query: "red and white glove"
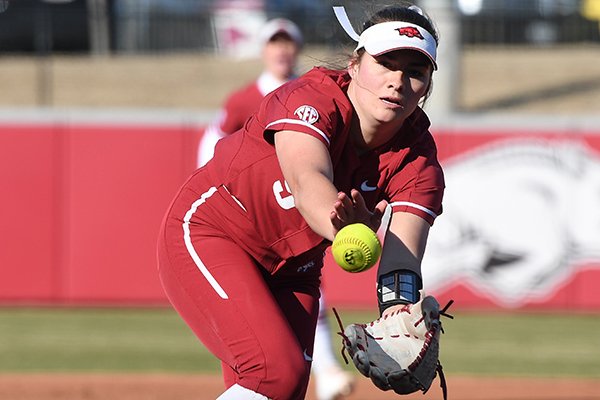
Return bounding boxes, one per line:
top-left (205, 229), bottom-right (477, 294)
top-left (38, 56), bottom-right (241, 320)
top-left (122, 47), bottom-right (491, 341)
top-left (338, 293), bottom-right (452, 399)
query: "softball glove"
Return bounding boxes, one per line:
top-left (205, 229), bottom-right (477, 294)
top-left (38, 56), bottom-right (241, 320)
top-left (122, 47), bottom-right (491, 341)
top-left (336, 293), bottom-right (452, 399)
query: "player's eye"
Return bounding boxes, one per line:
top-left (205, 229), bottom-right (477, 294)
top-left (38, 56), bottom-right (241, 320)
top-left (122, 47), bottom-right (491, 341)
top-left (377, 59), bottom-right (393, 69)
top-left (407, 68), bottom-right (426, 78)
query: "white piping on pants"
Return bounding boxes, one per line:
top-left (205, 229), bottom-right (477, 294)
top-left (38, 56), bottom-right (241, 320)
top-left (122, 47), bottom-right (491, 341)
top-left (182, 186), bottom-right (229, 299)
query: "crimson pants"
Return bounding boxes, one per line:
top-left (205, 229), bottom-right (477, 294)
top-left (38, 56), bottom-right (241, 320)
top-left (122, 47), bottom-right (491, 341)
top-left (158, 220), bottom-right (322, 399)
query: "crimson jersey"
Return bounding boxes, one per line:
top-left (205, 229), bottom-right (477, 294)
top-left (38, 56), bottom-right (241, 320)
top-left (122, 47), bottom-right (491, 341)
top-left (175, 67), bottom-right (444, 273)
top-left (217, 82), bottom-right (263, 135)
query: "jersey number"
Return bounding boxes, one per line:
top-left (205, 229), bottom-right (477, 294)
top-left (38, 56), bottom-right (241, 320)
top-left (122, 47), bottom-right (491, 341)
top-left (273, 180), bottom-right (295, 210)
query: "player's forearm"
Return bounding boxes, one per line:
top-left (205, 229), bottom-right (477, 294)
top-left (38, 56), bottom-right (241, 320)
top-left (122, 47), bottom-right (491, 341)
top-left (379, 213), bottom-right (429, 274)
top-left (377, 213), bottom-right (430, 313)
top-left (274, 130), bottom-right (339, 240)
top-left (292, 172), bottom-right (339, 242)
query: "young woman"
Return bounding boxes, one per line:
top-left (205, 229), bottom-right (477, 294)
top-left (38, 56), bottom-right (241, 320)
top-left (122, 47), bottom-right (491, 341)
top-left (157, 2), bottom-right (444, 399)
top-left (197, 18), bottom-right (303, 167)
top-left (197, 17), bottom-right (354, 400)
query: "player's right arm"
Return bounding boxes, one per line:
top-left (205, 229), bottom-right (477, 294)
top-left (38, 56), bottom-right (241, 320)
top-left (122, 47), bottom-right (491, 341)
top-left (275, 129), bottom-right (387, 242)
top-left (274, 129), bottom-right (340, 242)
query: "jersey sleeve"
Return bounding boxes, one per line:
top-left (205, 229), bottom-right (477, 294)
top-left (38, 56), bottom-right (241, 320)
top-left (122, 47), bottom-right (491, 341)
top-left (260, 79), bottom-right (343, 148)
top-left (387, 146), bottom-right (445, 226)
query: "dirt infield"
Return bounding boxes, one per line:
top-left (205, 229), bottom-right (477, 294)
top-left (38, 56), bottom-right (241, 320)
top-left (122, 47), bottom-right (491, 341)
top-left (0, 373), bottom-right (599, 400)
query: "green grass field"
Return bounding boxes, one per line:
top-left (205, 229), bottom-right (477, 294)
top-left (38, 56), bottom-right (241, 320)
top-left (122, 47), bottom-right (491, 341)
top-left (1, 307), bottom-right (599, 378)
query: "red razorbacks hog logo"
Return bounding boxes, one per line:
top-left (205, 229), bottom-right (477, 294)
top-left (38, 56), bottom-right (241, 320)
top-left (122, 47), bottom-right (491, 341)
top-left (396, 27), bottom-right (424, 40)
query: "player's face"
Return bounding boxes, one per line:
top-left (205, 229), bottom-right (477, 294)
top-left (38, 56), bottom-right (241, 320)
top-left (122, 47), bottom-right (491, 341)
top-left (263, 36), bottom-right (300, 80)
top-left (349, 50), bottom-right (432, 126)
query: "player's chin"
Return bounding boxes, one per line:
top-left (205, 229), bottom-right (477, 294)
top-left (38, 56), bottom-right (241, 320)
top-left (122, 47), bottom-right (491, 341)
top-left (374, 110), bottom-right (407, 125)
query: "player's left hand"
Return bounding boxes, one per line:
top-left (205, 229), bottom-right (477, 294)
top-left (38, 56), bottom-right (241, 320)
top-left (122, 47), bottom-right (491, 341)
top-left (330, 189), bottom-right (388, 234)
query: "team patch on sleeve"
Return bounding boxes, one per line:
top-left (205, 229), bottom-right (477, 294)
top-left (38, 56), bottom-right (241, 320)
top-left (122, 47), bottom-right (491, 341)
top-left (294, 105), bottom-right (319, 124)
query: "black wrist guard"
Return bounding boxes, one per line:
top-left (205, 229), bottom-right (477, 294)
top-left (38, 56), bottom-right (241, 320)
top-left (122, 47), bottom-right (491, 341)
top-left (377, 270), bottom-right (422, 315)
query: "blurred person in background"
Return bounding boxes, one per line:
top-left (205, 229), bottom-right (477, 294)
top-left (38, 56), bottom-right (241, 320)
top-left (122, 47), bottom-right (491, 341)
top-left (197, 18), bottom-right (300, 165)
top-left (197, 17), bottom-right (355, 400)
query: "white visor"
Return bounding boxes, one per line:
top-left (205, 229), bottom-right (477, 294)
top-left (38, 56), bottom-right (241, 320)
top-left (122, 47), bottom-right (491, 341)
top-left (333, 6), bottom-right (437, 70)
top-left (356, 21), bottom-right (437, 70)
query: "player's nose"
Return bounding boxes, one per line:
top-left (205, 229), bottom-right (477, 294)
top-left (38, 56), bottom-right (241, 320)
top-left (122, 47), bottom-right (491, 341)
top-left (387, 70), bottom-right (405, 91)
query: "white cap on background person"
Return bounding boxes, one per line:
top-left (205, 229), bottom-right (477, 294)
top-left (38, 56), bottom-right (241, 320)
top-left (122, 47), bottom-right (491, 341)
top-left (259, 18), bottom-right (304, 47)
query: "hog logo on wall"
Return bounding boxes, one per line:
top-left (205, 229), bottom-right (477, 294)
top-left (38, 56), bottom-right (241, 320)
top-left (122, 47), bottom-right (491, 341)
top-left (422, 138), bottom-right (600, 307)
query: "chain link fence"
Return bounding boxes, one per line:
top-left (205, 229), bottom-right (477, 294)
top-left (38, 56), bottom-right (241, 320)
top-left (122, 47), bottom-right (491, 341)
top-left (0, 0), bottom-right (598, 54)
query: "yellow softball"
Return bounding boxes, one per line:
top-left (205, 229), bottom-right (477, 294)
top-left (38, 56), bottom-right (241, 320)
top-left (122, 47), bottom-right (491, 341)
top-left (332, 223), bottom-right (382, 273)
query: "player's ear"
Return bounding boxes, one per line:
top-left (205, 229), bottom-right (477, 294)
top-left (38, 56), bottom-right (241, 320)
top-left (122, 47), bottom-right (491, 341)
top-left (348, 60), bottom-right (358, 79)
top-left (348, 51), bottom-right (363, 79)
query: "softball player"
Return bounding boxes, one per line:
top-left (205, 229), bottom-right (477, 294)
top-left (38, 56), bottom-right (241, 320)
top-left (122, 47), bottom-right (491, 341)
top-left (197, 18), bottom-right (303, 166)
top-left (158, 3), bottom-right (444, 399)
top-left (197, 18), bottom-right (354, 400)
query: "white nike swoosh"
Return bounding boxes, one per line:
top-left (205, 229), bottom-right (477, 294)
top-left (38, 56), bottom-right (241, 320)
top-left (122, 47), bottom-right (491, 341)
top-left (303, 349), bottom-right (313, 362)
top-left (360, 180), bottom-right (378, 192)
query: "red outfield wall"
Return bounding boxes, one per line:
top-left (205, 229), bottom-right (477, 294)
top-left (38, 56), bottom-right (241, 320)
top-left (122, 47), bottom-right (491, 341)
top-left (1, 118), bottom-right (599, 310)
top-left (0, 122), bottom-right (199, 304)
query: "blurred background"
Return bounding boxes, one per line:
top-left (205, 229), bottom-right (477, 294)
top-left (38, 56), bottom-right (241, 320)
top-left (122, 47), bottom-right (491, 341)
top-left (0, 0), bottom-right (600, 310)
top-left (1, 0), bottom-right (598, 309)
top-left (0, 0), bottom-right (599, 112)
top-left (0, 1), bottom-right (600, 398)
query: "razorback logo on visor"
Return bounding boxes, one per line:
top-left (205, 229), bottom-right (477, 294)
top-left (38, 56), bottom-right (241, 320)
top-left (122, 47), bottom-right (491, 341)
top-left (396, 27), bottom-right (424, 40)
top-left (294, 105), bottom-right (319, 125)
